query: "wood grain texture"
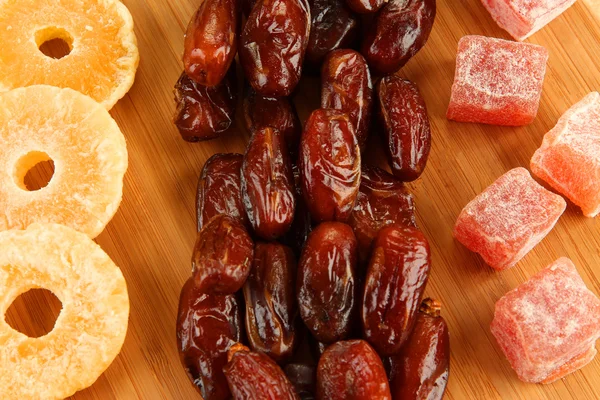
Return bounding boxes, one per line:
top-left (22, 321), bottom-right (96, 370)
top-left (4, 0), bottom-right (600, 398)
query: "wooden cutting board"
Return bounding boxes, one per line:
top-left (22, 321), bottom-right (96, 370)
top-left (6, 0), bottom-right (600, 398)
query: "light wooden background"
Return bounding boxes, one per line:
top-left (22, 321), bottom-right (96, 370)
top-left (5, 0), bottom-right (600, 398)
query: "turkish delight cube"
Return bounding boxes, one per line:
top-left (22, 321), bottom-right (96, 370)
top-left (453, 168), bottom-right (566, 270)
top-left (491, 258), bottom-right (600, 383)
top-left (531, 92), bottom-right (600, 217)
top-left (481, 0), bottom-right (577, 41)
top-left (447, 35), bottom-right (548, 126)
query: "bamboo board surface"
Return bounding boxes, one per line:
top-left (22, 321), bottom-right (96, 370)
top-left (5, 0), bottom-right (600, 398)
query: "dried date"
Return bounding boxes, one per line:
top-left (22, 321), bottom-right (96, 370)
top-left (243, 242), bottom-right (299, 362)
top-left (241, 127), bottom-right (296, 239)
top-left (177, 277), bottom-right (242, 400)
top-left (284, 363), bottom-right (317, 399)
top-left (173, 66), bottom-right (237, 142)
top-left (389, 298), bottom-right (450, 400)
top-left (240, 0), bottom-right (311, 97)
top-left (361, 224), bottom-right (430, 356)
top-left (297, 222), bottom-right (358, 343)
top-left (196, 153), bottom-right (248, 231)
top-left (243, 86), bottom-right (302, 158)
top-left (192, 214), bottom-right (254, 294)
top-left (224, 343), bottom-right (300, 399)
top-left (361, 0), bottom-right (436, 75)
top-left (305, 0), bottom-right (359, 69)
top-left (183, 0), bottom-right (240, 86)
top-left (316, 340), bottom-right (391, 400)
top-left (299, 109), bottom-right (361, 223)
top-left (378, 76), bottom-right (431, 181)
top-left (348, 165), bottom-right (416, 263)
top-left (321, 49), bottom-right (373, 151)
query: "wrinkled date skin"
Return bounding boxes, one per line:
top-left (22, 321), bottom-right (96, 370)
top-left (361, 224), bottom-right (430, 356)
top-left (183, 0), bottom-right (240, 86)
top-left (243, 86), bottom-right (302, 158)
top-left (284, 363), bottom-right (317, 399)
top-left (196, 153), bottom-right (248, 231)
top-left (300, 109), bottom-right (361, 223)
top-left (378, 76), bottom-right (431, 181)
top-left (242, 127), bottom-right (296, 239)
top-left (345, 0), bottom-right (386, 13)
top-left (390, 298), bottom-right (450, 400)
top-left (240, 0), bottom-right (311, 97)
top-left (192, 214), bottom-right (254, 294)
top-left (173, 66), bottom-right (237, 142)
top-left (321, 49), bottom-right (373, 151)
top-left (316, 340), bottom-right (391, 400)
top-left (305, 0), bottom-right (359, 69)
top-left (224, 344), bottom-right (300, 399)
top-left (176, 277), bottom-right (243, 400)
top-left (348, 165), bottom-right (417, 263)
top-left (297, 222), bottom-right (358, 343)
top-left (243, 242), bottom-right (299, 362)
top-left (282, 164), bottom-right (313, 256)
top-left (361, 0), bottom-right (436, 75)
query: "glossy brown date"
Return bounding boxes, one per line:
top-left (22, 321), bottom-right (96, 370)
top-left (297, 222), bottom-right (358, 343)
top-left (177, 277), bottom-right (242, 400)
top-left (192, 214), bottom-right (254, 294)
top-left (390, 298), bottom-right (450, 400)
top-left (378, 76), bottom-right (431, 181)
top-left (361, 0), bottom-right (436, 75)
top-left (281, 163), bottom-right (313, 256)
top-left (242, 127), bottom-right (296, 239)
top-left (284, 363), bottom-right (317, 399)
top-left (240, 0), bottom-right (311, 97)
top-left (243, 86), bottom-right (302, 158)
top-left (299, 109), bottom-right (361, 223)
top-left (183, 0), bottom-right (240, 86)
top-left (321, 49), bottom-right (373, 151)
top-left (316, 340), bottom-right (391, 400)
top-left (345, 0), bottom-right (386, 13)
top-left (243, 242), bottom-right (298, 362)
top-left (173, 66), bottom-right (237, 142)
top-left (361, 224), bottom-right (430, 356)
top-left (348, 165), bottom-right (416, 263)
top-left (305, 0), bottom-right (359, 69)
top-left (196, 153), bottom-right (248, 231)
top-left (224, 343), bottom-right (300, 399)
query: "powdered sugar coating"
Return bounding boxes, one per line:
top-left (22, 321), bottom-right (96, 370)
top-left (491, 258), bottom-right (600, 383)
top-left (531, 92), bottom-right (600, 217)
top-left (447, 35), bottom-right (548, 126)
top-left (453, 168), bottom-right (566, 270)
top-left (481, 0), bottom-right (576, 41)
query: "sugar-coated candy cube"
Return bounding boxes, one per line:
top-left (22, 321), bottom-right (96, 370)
top-left (481, 0), bottom-right (577, 41)
top-left (454, 168), bottom-right (566, 270)
top-left (447, 35), bottom-right (548, 126)
top-left (531, 92), bottom-right (600, 217)
top-left (491, 258), bottom-right (600, 383)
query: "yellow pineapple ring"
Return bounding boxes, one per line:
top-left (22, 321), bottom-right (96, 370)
top-left (0, 0), bottom-right (139, 109)
top-left (0, 85), bottom-right (128, 238)
top-left (0, 223), bottom-right (129, 400)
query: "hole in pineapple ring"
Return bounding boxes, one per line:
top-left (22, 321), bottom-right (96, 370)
top-left (4, 288), bottom-right (63, 338)
top-left (14, 151), bottom-right (55, 191)
top-left (35, 27), bottom-right (73, 59)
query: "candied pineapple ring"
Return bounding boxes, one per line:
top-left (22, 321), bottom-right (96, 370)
top-left (0, 0), bottom-right (139, 109)
top-left (0, 223), bottom-right (129, 400)
top-left (0, 85), bottom-right (128, 238)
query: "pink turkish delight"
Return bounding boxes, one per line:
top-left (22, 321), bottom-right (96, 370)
top-left (447, 35), bottom-right (548, 126)
top-left (531, 92), bottom-right (600, 217)
top-left (454, 168), bottom-right (566, 270)
top-left (491, 258), bottom-right (600, 383)
top-left (481, 0), bottom-right (577, 41)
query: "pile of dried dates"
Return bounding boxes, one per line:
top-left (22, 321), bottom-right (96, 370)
top-left (174, 0), bottom-right (449, 398)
